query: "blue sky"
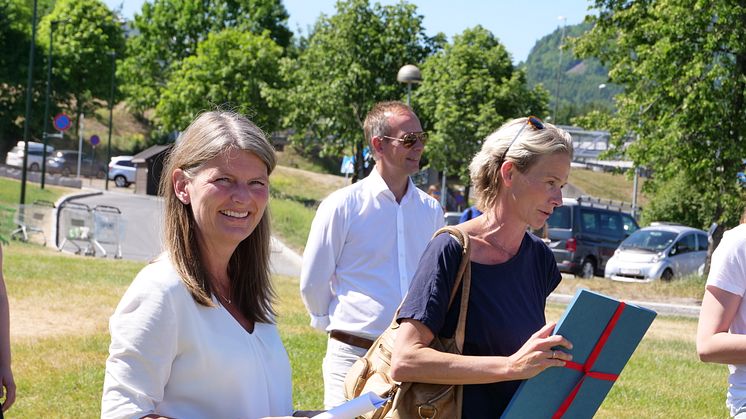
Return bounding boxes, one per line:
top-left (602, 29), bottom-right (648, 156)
top-left (104, 0), bottom-right (594, 64)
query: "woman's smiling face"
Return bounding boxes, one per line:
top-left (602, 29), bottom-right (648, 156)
top-left (174, 148), bottom-right (269, 256)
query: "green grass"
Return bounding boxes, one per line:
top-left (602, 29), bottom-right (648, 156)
top-left (0, 177), bottom-right (77, 242)
top-left (0, 167), bottom-right (728, 416)
top-left (2, 242), bottom-right (729, 417)
top-left (269, 165), bottom-right (347, 253)
top-left (569, 167), bottom-right (648, 207)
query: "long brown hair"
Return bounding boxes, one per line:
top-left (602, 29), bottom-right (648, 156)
top-left (159, 110), bottom-right (278, 324)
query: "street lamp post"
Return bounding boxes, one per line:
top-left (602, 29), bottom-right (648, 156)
top-left (396, 64), bottom-right (422, 106)
top-left (20, 0), bottom-right (39, 205)
top-left (105, 51), bottom-right (116, 191)
top-left (41, 19), bottom-right (66, 189)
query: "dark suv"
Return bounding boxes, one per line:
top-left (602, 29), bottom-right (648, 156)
top-left (46, 150), bottom-right (107, 178)
top-left (547, 196), bottom-right (639, 278)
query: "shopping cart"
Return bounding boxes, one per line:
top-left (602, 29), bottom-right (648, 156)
top-left (11, 200), bottom-right (55, 245)
top-left (91, 205), bottom-right (123, 259)
top-left (57, 201), bottom-right (95, 256)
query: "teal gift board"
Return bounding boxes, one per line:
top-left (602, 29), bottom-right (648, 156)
top-left (501, 289), bottom-right (656, 419)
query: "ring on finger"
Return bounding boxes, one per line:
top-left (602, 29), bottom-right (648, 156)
top-left (551, 350), bottom-right (556, 359)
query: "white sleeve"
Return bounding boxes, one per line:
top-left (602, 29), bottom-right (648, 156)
top-left (300, 197), bottom-right (346, 332)
top-left (101, 273), bottom-right (179, 418)
top-left (707, 231), bottom-right (746, 297)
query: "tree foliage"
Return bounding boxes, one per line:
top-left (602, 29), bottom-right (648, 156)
top-left (39, 0), bottom-right (126, 137)
top-left (272, 0), bottom-right (442, 179)
top-left (0, 0), bottom-right (54, 152)
top-left (155, 28), bottom-right (283, 134)
top-left (119, 0), bottom-right (292, 115)
top-left (414, 26), bottom-right (548, 187)
top-left (574, 0), bottom-right (746, 238)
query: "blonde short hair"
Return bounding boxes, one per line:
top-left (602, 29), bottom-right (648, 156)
top-left (160, 110), bottom-right (277, 324)
top-left (363, 101), bottom-right (415, 160)
top-left (469, 117), bottom-right (573, 211)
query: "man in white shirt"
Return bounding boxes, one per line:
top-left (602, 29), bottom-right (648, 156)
top-left (300, 101), bottom-right (444, 409)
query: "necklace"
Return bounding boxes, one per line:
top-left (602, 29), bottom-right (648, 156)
top-left (492, 240), bottom-right (516, 258)
top-left (216, 289), bottom-right (232, 305)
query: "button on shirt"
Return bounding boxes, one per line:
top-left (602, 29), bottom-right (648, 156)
top-left (300, 168), bottom-right (444, 340)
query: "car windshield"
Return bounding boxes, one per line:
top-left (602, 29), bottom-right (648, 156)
top-left (620, 230), bottom-right (677, 251)
top-left (547, 206), bottom-right (571, 229)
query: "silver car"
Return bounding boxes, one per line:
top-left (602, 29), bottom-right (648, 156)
top-left (604, 224), bottom-right (708, 282)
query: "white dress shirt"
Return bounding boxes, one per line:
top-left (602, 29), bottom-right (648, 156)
top-left (102, 257), bottom-right (293, 419)
top-left (300, 168), bottom-right (444, 339)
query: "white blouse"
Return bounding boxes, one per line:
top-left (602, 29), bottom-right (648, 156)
top-left (102, 257), bottom-right (293, 419)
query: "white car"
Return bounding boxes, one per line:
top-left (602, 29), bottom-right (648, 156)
top-left (604, 224), bottom-right (708, 282)
top-left (5, 141), bottom-right (55, 171)
top-left (108, 155), bottom-right (136, 187)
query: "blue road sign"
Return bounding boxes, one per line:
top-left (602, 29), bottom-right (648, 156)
top-left (53, 113), bottom-right (71, 131)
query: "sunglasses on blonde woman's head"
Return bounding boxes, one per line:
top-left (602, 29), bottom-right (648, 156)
top-left (381, 131), bottom-right (429, 149)
top-left (500, 116), bottom-right (545, 162)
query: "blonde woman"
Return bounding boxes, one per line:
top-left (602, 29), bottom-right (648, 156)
top-left (391, 116), bottom-right (575, 416)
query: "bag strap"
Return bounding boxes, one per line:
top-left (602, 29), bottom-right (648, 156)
top-left (431, 226), bottom-right (471, 353)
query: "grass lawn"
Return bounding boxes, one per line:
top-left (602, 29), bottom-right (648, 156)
top-left (0, 241), bottom-right (728, 417)
top-left (0, 169), bottom-right (728, 417)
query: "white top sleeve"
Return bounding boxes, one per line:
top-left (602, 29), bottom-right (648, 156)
top-left (300, 196), bottom-right (346, 331)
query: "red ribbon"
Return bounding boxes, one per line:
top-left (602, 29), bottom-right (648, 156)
top-left (552, 302), bottom-right (626, 419)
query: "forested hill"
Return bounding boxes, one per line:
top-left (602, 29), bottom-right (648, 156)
top-left (522, 21), bottom-right (621, 123)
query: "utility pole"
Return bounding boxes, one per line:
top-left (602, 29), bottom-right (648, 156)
top-left (41, 20), bottom-right (66, 189)
top-left (20, 0), bottom-right (39, 205)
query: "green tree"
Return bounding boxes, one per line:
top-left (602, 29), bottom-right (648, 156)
top-left (39, 0), bottom-right (125, 138)
top-left (273, 0), bottom-right (441, 180)
top-left (119, 0), bottom-right (292, 115)
top-left (0, 0), bottom-right (55, 152)
top-left (414, 26), bottom-right (548, 193)
top-left (574, 0), bottom-right (746, 259)
top-left (155, 28), bottom-right (283, 134)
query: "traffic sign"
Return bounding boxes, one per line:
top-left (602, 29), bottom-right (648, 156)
top-left (43, 132), bottom-right (63, 140)
top-left (90, 134), bottom-right (100, 146)
top-left (53, 113), bottom-right (71, 131)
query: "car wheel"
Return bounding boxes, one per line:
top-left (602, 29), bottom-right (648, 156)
top-left (114, 175), bottom-right (128, 188)
top-left (661, 269), bottom-right (674, 282)
top-left (29, 162), bottom-right (40, 171)
top-left (579, 258), bottom-right (596, 279)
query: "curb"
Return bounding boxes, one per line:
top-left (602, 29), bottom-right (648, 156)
top-left (548, 293), bottom-right (701, 318)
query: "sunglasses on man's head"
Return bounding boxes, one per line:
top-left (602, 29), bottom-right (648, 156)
top-left (500, 116), bottom-right (545, 162)
top-left (381, 131), bottom-right (429, 149)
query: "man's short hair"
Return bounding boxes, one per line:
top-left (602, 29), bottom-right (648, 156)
top-left (363, 101), bottom-right (414, 142)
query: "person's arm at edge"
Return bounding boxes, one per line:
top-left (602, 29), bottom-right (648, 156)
top-left (390, 319), bottom-right (572, 385)
top-left (299, 198), bottom-right (344, 332)
top-left (0, 245), bottom-right (14, 412)
top-left (696, 285), bottom-right (746, 364)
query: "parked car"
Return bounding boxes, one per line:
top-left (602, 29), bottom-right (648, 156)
top-left (547, 196), bottom-right (639, 278)
top-left (604, 224), bottom-right (708, 282)
top-left (46, 150), bottom-right (107, 178)
top-left (108, 155), bottom-right (135, 187)
top-left (444, 211), bottom-right (463, 226)
top-left (4, 141), bottom-right (55, 171)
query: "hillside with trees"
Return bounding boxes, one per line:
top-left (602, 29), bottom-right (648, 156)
top-left (523, 21), bottom-right (621, 124)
